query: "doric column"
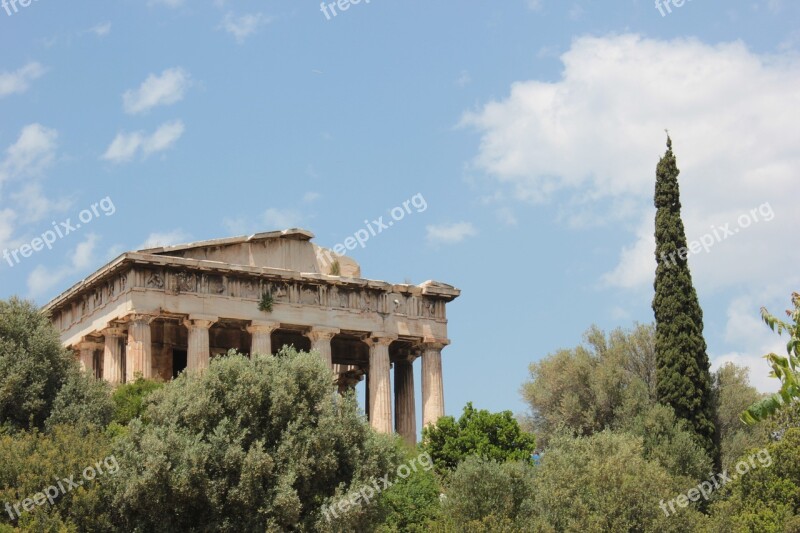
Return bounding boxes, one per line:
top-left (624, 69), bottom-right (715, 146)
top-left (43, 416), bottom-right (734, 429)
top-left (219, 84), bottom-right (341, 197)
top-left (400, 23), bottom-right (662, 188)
top-left (367, 333), bottom-right (396, 434)
top-left (184, 315), bottom-right (217, 373)
top-left (126, 315), bottom-right (154, 381)
top-left (76, 340), bottom-right (102, 375)
top-left (394, 356), bottom-right (417, 446)
top-left (308, 326), bottom-right (339, 369)
top-left (102, 327), bottom-right (126, 385)
top-left (247, 320), bottom-right (280, 356)
top-left (421, 339), bottom-right (449, 427)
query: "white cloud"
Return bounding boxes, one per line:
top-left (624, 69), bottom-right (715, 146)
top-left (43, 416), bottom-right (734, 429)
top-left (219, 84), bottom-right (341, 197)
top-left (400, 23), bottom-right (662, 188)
top-left (142, 120), bottom-right (185, 155)
top-left (0, 63), bottom-right (45, 99)
top-left (220, 12), bottom-right (270, 44)
top-left (137, 229), bottom-right (190, 250)
top-left (426, 222), bottom-right (477, 245)
top-left (11, 183), bottom-right (71, 224)
top-left (0, 124), bottom-right (58, 184)
top-left (462, 34), bottom-right (800, 292)
top-left (102, 120), bottom-right (185, 163)
top-left (122, 67), bottom-right (191, 114)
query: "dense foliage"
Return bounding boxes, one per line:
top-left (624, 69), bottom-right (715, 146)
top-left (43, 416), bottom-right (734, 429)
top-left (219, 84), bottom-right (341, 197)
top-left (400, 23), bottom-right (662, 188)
top-left (104, 348), bottom-right (401, 532)
top-left (521, 323), bottom-right (656, 444)
top-left (652, 136), bottom-right (717, 461)
top-left (421, 402), bottom-right (535, 477)
top-left (0, 283), bottom-right (794, 532)
top-left (0, 298), bottom-right (76, 432)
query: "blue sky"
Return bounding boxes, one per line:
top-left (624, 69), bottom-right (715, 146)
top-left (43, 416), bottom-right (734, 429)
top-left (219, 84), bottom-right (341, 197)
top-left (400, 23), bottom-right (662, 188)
top-left (1, 0), bottom-right (799, 420)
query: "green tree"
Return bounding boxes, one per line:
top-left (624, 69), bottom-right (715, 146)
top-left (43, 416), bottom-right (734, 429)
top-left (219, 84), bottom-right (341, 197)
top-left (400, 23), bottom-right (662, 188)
top-left (526, 431), bottom-right (706, 532)
top-left (652, 136), bottom-right (717, 461)
top-left (743, 292), bottom-right (800, 425)
top-left (376, 447), bottom-right (443, 533)
top-left (104, 348), bottom-right (401, 532)
top-left (0, 298), bottom-right (75, 432)
top-left (521, 324), bottom-right (656, 445)
top-left (619, 402), bottom-right (712, 482)
top-left (714, 363), bottom-right (766, 471)
top-left (421, 403), bottom-right (535, 476)
top-left (45, 366), bottom-right (114, 432)
top-left (110, 376), bottom-right (164, 425)
top-left (704, 428), bottom-right (800, 533)
top-left (0, 425), bottom-right (114, 531)
top-left (442, 456), bottom-right (535, 533)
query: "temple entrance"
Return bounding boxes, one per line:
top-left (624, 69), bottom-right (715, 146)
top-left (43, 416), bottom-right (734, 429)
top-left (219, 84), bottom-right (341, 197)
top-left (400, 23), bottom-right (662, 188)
top-left (172, 349), bottom-right (187, 378)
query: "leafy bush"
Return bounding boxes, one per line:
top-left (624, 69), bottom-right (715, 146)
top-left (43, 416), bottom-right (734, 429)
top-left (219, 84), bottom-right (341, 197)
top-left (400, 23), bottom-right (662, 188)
top-left (0, 298), bottom-right (75, 432)
top-left (421, 402), bottom-right (535, 477)
top-left (442, 456), bottom-right (535, 532)
top-left (0, 425), bottom-right (114, 531)
top-left (376, 447), bottom-right (443, 532)
top-left (110, 376), bottom-right (163, 425)
top-left (705, 428), bottom-right (800, 532)
top-left (104, 348), bottom-right (402, 532)
top-left (46, 367), bottom-right (114, 432)
top-left (525, 431), bottom-right (705, 532)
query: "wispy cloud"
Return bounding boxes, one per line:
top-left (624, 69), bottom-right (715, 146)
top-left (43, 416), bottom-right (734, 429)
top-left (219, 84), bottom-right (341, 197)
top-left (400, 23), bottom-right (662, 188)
top-left (0, 63), bottom-right (46, 99)
top-left (123, 67), bottom-right (191, 114)
top-left (102, 120), bottom-right (185, 163)
top-left (137, 229), bottom-right (190, 250)
top-left (426, 222), bottom-right (477, 245)
top-left (0, 123), bottom-right (58, 186)
top-left (220, 12), bottom-right (270, 44)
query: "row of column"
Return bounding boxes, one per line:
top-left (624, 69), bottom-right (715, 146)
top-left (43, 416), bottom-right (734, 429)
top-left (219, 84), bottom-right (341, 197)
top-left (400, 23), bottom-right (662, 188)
top-left (77, 315), bottom-right (448, 442)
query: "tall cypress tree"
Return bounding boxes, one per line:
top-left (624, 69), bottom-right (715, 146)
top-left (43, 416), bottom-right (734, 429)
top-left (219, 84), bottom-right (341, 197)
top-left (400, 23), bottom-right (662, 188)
top-left (652, 135), bottom-right (717, 462)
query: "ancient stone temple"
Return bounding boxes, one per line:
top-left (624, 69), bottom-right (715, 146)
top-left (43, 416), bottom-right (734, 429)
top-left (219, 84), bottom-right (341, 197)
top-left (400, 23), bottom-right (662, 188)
top-left (43, 229), bottom-right (459, 444)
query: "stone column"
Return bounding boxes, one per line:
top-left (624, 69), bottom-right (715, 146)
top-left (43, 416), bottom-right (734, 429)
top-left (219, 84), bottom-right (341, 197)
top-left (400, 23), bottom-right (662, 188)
top-left (247, 320), bottom-right (279, 356)
top-left (126, 315), bottom-right (154, 381)
top-left (421, 339), bottom-right (449, 427)
top-left (184, 315), bottom-right (217, 373)
top-left (394, 356), bottom-right (417, 446)
top-left (308, 326), bottom-right (339, 369)
top-left (367, 334), bottom-right (396, 434)
top-left (102, 327), bottom-right (126, 385)
top-left (76, 340), bottom-right (102, 375)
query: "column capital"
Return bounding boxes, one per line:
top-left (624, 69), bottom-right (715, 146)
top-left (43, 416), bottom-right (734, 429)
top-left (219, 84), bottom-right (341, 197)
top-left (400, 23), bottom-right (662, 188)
top-left (420, 337), bottom-right (450, 351)
top-left (184, 315), bottom-right (218, 329)
top-left (247, 320), bottom-right (280, 335)
top-left (77, 339), bottom-right (104, 351)
top-left (123, 313), bottom-right (158, 324)
top-left (308, 326), bottom-right (340, 342)
top-left (368, 333), bottom-right (398, 347)
top-left (101, 326), bottom-right (126, 338)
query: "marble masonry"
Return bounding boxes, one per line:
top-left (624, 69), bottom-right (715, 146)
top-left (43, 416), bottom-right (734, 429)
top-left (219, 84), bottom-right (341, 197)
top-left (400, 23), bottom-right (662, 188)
top-left (43, 229), bottom-right (460, 444)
